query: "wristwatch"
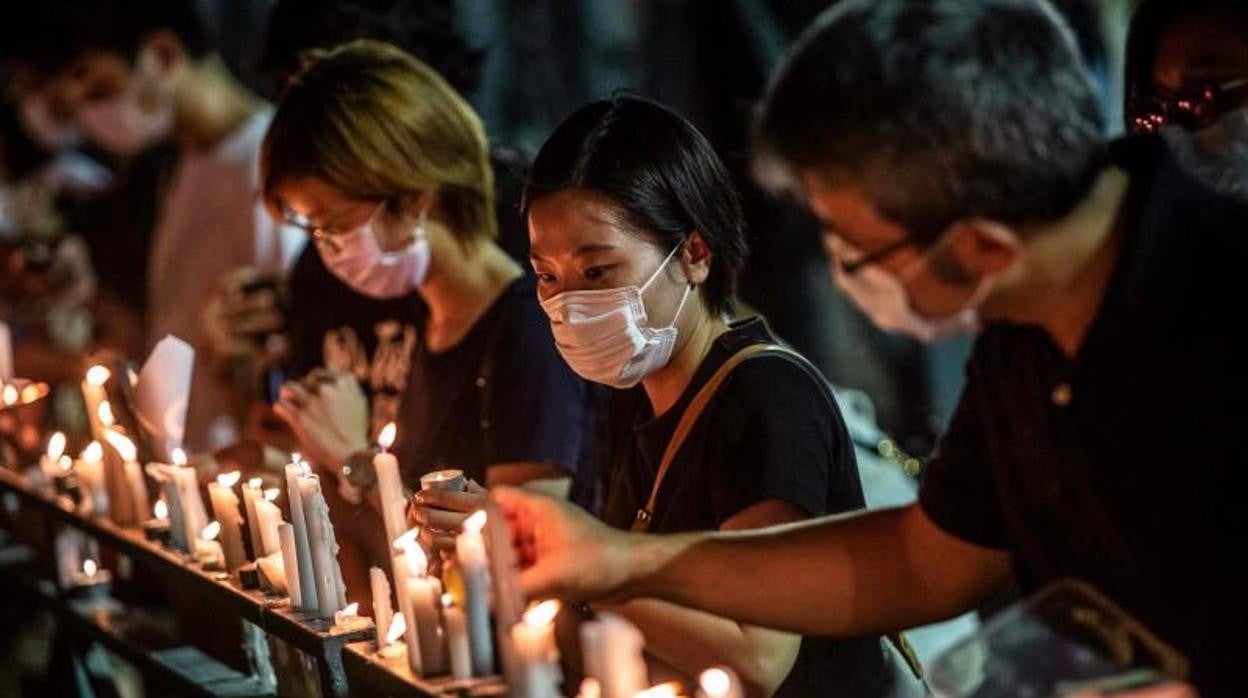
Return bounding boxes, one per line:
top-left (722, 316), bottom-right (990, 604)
top-left (341, 448), bottom-right (379, 489)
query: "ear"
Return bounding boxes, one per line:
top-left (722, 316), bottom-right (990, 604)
top-left (679, 231), bottom-right (713, 285)
top-left (948, 218), bottom-right (1021, 276)
top-left (401, 190), bottom-right (438, 218)
top-left (138, 30), bottom-right (188, 75)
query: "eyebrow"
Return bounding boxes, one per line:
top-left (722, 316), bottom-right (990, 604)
top-left (530, 242), bottom-right (619, 263)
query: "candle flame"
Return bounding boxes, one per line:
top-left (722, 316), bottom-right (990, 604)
top-left (58, 455), bottom-right (73, 472)
top-left (463, 510), bottom-right (487, 534)
top-left (264, 488), bottom-right (280, 501)
top-left (378, 422), bottom-right (397, 451)
top-left (441, 593), bottom-right (455, 608)
top-left (97, 400), bottom-right (115, 426)
top-left (202, 520), bottom-right (221, 541)
top-left (291, 452), bottom-right (302, 466)
top-left (523, 599), bottom-right (561, 628)
top-left (248, 477), bottom-right (263, 489)
top-left (342, 602), bottom-right (359, 617)
top-left (403, 535), bottom-right (428, 577)
top-left (127, 368), bottom-right (138, 387)
top-left (20, 383), bottom-right (43, 403)
top-left (392, 528), bottom-right (420, 552)
top-left (83, 559), bottom-right (98, 576)
top-left (155, 499), bottom-right (168, 520)
top-left (171, 447), bottom-right (187, 466)
top-left (2, 385), bottom-right (17, 405)
top-left (699, 668), bottom-right (733, 698)
top-left (46, 431), bottom-right (66, 460)
top-left (634, 682), bottom-right (682, 698)
top-left (103, 430), bottom-right (137, 462)
top-left (86, 365), bottom-right (111, 387)
top-left (217, 471), bottom-right (241, 488)
top-left (385, 612), bottom-right (407, 645)
top-left (579, 679), bottom-right (603, 698)
top-left (81, 441), bottom-right (103, 463)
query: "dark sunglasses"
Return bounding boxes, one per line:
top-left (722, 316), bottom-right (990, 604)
top-left (1129, 75), bottom-right (1248, 133)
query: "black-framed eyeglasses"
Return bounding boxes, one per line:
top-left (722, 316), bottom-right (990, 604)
top-left (1128, 75), bottom-right (1248, 134)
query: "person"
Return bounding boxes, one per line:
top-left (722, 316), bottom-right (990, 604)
top-left (1124, 0), bottom-right (1248, 199)
top-left (260, 40), bottom-right (590, 586)
top-left (494, 0), bottom-right (1247, 694)
top-left (523, 95), bottom-right (892, 697)
top-left (5, 0), bottom-right (306, 450)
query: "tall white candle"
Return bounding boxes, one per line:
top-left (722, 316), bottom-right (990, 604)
top-left (278, 522), bottom-right (302, 608)
top-left (171, 449), bottom-right (209, 551)
top-left (511, 600), bottom-right (562, 698)
top-left (80, 365), bottom-right (110, 442)
top-left (370, 567), bottom-right (394, 648)
top-left (0, 321), bottom-right (13, 380)
top-left (105, 431), bottom-right (150, 523)
top-left (284, 460), bottom-right (318, 612)
top-left (399, 539), bottom-right (444, 676)
top-left (40, 431), bottom-right (67, 485)
top-left (299, 474), bottom-right (343, 618)
top-left (391, 530), bottom-right (423, 675)
top-left (697, 667), bottom-right (744, 698)
top-left (443, 594), bottom-right (472, 680)
top-left (207, 472), bottom-right (248, 573)
top-left (254, 490), bottom-right (283, 556)
top-left (373, 423), bottom-right (408, 552)
top-left (241, 477), bottom-right (265, 559)
top-left (457, 510), bottom-right (493, 676)
top-left (581, 612), bottom-right (647, 698)
top-left (76, 442), bottom-right (109, 517)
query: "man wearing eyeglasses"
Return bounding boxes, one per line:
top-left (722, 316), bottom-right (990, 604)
top-left (494, 0), bottom-right (1247, 694)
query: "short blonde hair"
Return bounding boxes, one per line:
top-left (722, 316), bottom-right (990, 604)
top-left (261, 39), bottom-right (496, 243)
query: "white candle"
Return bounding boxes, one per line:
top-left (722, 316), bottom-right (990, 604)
top-left (697, 667), bottom-right (743, 698)
top-left (40, 431), bottom-right (67, 484)
top-left (278, 522), bottom-right (302, 608)
top-left (254, 490), bottom-right (283, 556)
top-left (634, 683), bottom-right (682, 698)
top-left (241, 477), bottom-right (265, 559)
top-left (80, 365), bottom-right (110, 442)
top-left (373, 423), bottom-right (408, 552)
top-left (105, 431), bottom-right (150, 522)
top-left (284, 460), bottom-right (318, 612)
top-left (511, 600), bottom-right (562, 697)
top-left (148, 465), bottom-right (187, 551)
top-left (581, 612), bottom-right (647, 698)
top-left (256, 551), bottom-right (286, 592)
top-left (171, 449), bottom-right (209, 552)
top-left (195, 521), bottom-right (226, 569)
top-left (391, 530), bottom-right (423, 676)
top-left (76, 441), bottom-right (109, 517)
top-left (299, 474), bottom-right (343, 618)
top-left (400, 539), bottom-right (444, 676)
top-left (370, 567), bottom-right (394, 648)
top-left (335, 602), bottom-right (361, 628)
top-left (207, 472), bottom-right (248, 573)
top-left (0, 321), bottom-right (13, 380)
top-left (457, 510), bottom-right (493, 676)
top-left (443, 594), bottom-right (472, 680)
top-left (380, 612), bottom-right (408, 659)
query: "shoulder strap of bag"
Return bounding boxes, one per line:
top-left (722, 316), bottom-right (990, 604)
top-left (632, 342), bottom-right (801, 532)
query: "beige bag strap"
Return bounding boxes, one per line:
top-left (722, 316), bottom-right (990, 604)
top-left (632, 343), bottom-right (799, 532)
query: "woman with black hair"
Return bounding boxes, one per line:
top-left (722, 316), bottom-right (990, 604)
top-left (525, 96), bottom-right (892, 697)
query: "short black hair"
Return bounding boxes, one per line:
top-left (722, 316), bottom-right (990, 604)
top-left (523, 96), bottom-right (748, 317)
top-left (755, 0), bottom-right (1106, 239)
top-left (4, 0), bottom-right (211, 75)
top-left (258, 0), bottom-right (482, 96)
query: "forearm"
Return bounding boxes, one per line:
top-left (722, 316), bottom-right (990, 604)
top-left (623, 504), bottom-right (1010, 636)
top-left (597, 599), bottom-right (797, 698)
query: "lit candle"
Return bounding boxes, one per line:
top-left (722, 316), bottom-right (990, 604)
top-left (582, 613), bottom-right (647, 698)
top-left (256, 550), bottom-right (287, 592)
top-left (278, 522), bottom-right (302, 607)
top-left (400, 537), bottom-right (445, 675)
top-left (207, 472), bottom-right (248, 573)
top-left (80, 365), bottom-right (110, 442)
top-left (172, 448), bottom-right (209, 553)
top-left (696, 668), bottom-right (743, 698)
top-left (2, 383), bottom-right (17, 406)
top-left (104, 431), bottom-right (150, 525)
top-left (391, 529), bottom-right (422, 675)
top-left (335, 601), bottom-right (361, 628)
top-left (241, 477), bottom-right (265, 559)
top-left (284, 457), bottom-right (319, 613)
top-left (72, 557), bottom-right (112, 588)
top-left (370, 567), bottom-right (394, 649)
top-left (75, 441), bottom-right (109, 517)
top-left (40, 431), bottom-right (67, 484)
top-left (379, 612), bottom-right (408, 659)
top-left (254, 489), bottom-right (283, 556)
top-left (195, 521), bottom-right (225, 569)
top-left (443, 594), bottom-right (472, 680)
top-left (634, 683), bottom-right (682, 698)
top-left (372, 423), bottom-right (408, 549)
top-left (299, 473), bottom-right (344, 618)
top-left (0, 321), bottom-right (12, 381)
top-left (511, 600), bottom-right (562, 697)
top-left (457, 510), bottom-right (493, 676)
top-left (143, 499), bottom-right (172, 544)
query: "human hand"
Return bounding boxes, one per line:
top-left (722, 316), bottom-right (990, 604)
top-left (409, 479), bottom-right (487, 550)
top-left (202, 268), bottom-right (287, 363)
top-left (273, 368), bottom-right (369, 472)
top-left (492, 486), bottom-right (636, 600)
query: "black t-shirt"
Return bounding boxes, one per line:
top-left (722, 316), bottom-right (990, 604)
top-left (601, 317), bottom-right (893, 697)
top-left (919, 135), bottom-right (1248, 694)
top-left (394, 274), bottom-right (591, 489)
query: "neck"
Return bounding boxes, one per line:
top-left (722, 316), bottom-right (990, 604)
top-left (173, 55), bottom-right (265, 152)
top-left (418, 232), bottom-right (523, 352)
top-left (988, 167), bottom-right (1131, 357)
top-left (642, 308), bottom-right (730, 417)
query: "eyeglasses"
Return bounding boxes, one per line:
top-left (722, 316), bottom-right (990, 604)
top-left (1128, 75), bottom-right (1248, 133)
top-left (279, 201), bottom-right (386, 250)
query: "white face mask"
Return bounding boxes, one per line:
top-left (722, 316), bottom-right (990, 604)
top-left (541, 242), bottom-right (693, 388)
top-left (828, 234), bottom-right (991, 343)
top-left (77, 49), bottom-right (175, 157)
top-left (316, 204), bottom-right (431, 299)
top-left (19, 93), bottom-right (81, 150)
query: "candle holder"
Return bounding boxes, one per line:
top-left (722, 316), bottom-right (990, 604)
top-left (142, 518), bottom-right (172, 545)
top-left (420, 469), bottom-right (466, 493)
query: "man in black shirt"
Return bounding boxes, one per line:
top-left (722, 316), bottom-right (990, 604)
top-left (494, 0), bottom-right (1246, 694)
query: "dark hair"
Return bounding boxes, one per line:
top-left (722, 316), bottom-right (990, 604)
top-left (4, 0), bottom-right (211, 75)
top-left (755, 0), bottom-right (1106, 239)
top-left (1124, 0), bottom-right (1248, 129)
top-left (523, 96), bottom-right (748, 317)
top-left (258, 0), bottom-right (482, 95)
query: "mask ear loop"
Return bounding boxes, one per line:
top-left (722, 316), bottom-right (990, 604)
top-left (639, 240), bottom-right (687, 294)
